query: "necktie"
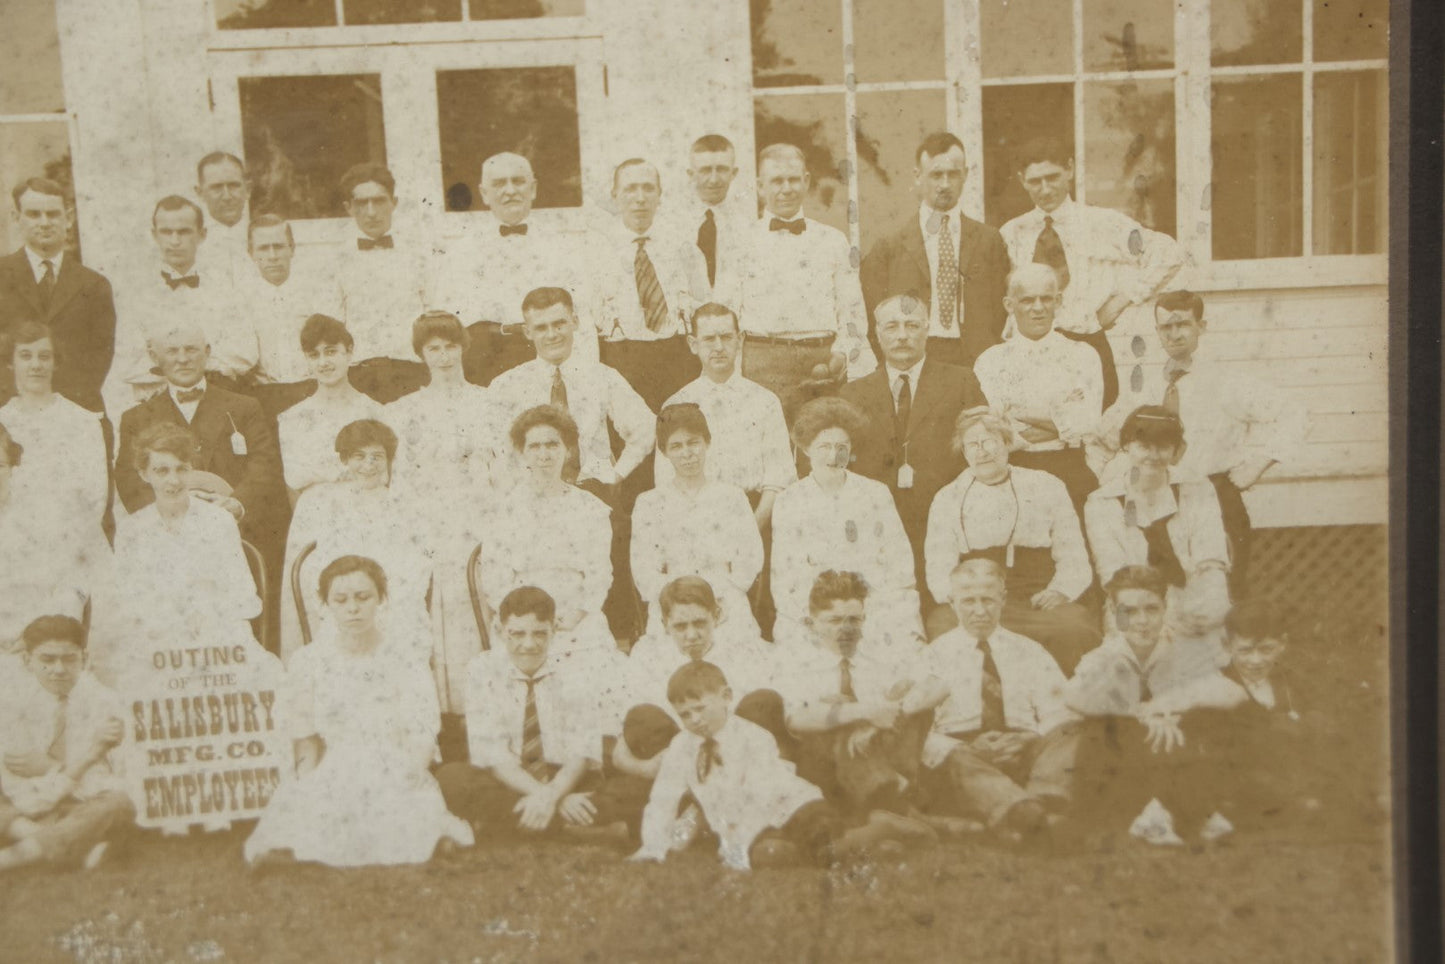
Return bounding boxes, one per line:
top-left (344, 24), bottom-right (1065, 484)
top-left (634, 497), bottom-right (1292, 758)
top-left (38, 259), bottom-right (56, 309)
top-left (839, 657), bottom-right (857, 702)
top-left (696, 736), bottom-right (722, 783)
top-left (549, 368), bottom-right (581, 480)
top-left (520, 677), bottom-right (550, 781)
top-left (979, 637), bottom-right (1006, 733)
top-left (48, 697), bottom-right (68, 764)
top-left (936, 214), bottom-right (958, 329)
top-left (357, 235), bottom-right (394, 251)
top-left (895, 372), bottom-right (912, 438)
top-left (1127, 489), bottom-right (1188, 588)
top-left (634, 237), bottom-right (671, 334)
top-left (499, 223), bottom-right (529, 237)
top-left (163, 272), bottom-right (200, 290)
top-left (769, 217), bottom-right (806, 235)
top-left (698, 209), bottom-right (718, 287)
top-left (1162, 365), bottom-right (1186, 415)
top-left (175, 386), bottom-right (204, 404)
top-left (1032, 215), bottom-right (1070, 290)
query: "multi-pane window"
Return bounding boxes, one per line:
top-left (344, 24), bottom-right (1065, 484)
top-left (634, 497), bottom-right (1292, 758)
top-left (215, 0), bottom-right (583, 29)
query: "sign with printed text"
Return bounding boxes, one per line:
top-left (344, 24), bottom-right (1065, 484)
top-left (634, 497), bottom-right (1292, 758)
top-left (124, 642), bottom-right (290, 833)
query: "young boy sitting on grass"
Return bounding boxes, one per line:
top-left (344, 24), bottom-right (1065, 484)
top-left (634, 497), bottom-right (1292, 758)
top-left (629, 661), bottom-right (933, 870)
top-left (0, 615), bottom-right (134, 873)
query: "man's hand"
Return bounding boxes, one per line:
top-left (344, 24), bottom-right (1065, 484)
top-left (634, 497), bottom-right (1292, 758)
top-left (3, 751), bottom-right (55, 779)
top-left (845, 724), bottom-right (879, 758)
top-left (1141, 713), bottom-right (1186, 754)
top-left (193, 489), bottom-right (245, 521)
top-left (1031, 589), bottom-right (1069, 611)
top-left (558, 792), bottom-right (598, 827)
top-left (97, 718), bottom-right (124, 751)
top-left (970, 730), bottom-right (1032, 766)
top-left (1096, 293), bottom-right (1131, 330)
top-left (514, 788), bottom-right (559, 832)
top-left (1228, 457), bottom-right (1275, 492)
top-left (865, 701), bottom-right (903, 731)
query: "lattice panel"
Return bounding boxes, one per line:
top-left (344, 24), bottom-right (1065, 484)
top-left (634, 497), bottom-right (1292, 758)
top-left (1249, 524), bottom-right (1388, 642)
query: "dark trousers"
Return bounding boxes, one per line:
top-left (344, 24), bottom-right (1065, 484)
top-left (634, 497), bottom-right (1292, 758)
top-left (598, 336), bottom-right (700, 413)
top-left (752, 799), bottom-right (845, 866)
top-left (1057, 328), bottom-right (1118, 409)
top-left (463, 321), bottom-right (535, 387)
top-left (740, 335), bottom-right (839, 424)
top-left (1010, 447), bottom-right (1099, 515)
top-left (435, 762), bottom-right (649, 838)
top-left (922, 724), bottom-right (1079, 826)
top-left (924, 337), bottom-right (966, 369)
top-left (1071, 714), bottom-right (1225, 834)
top-left (1208, 473), bottom-right (1252, 596)
top-left (578, 477), bottom-right (642, 644)
top-left (350, 358), bottom-right (427, 404)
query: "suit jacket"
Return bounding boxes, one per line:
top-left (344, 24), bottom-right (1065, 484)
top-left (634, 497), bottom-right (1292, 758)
top-left (115, 384), bottom-right (286, 548)
top-left (0, 249), bottom-right (116, 413)
top-left (840, 357), bottom-right (984, 577)
top-left (859, 212), bottom-right (1009, 368)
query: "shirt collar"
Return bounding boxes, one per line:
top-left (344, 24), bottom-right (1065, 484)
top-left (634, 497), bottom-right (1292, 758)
top-left (168, 377), bottom-right (208, 405)
top-left (160, 263), bottom-right (199, 281)
top-left (1033, 197), bottom-right (1076, 224)
top-left (764, 211), bottom-right (806, 225)
top-left (918, 202), bottom-right (963, 234)
top-left (24, 247), bottom-right (63, 277)
top-left (885, 357), bottom-right (926, 388)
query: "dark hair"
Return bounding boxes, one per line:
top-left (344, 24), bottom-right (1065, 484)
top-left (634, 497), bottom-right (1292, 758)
top-left (689, 302), bottom-right (739, 336)
top-left (1015, 137), bottom-right (1073, 173)
top-left (916, 131), bottom-right (966, 166)
top-left (667, 660), bottom-right (730, 706)
top-left (1119, 405), bottom-right (1186, 452)
top-left (318, 554), bottom-right (388, 602)
top-left (247, 213), bottom-right (293, 249)
top-left (656, 403), bottom-right (710, 451)
top-left (11, 177), bottom-right (66, 208)
top-left (339, 163), bottom-right (396, 200)
top-left (808, 570), bottom-right (869, 615)
top-left (509, 405), bottom-right (579, 455)
top-left (499, 585), bottom-right (557, 624)
top-left (334, 419), bottom-right (398, 464)
top-left (22, 614), bottom-right (87, 653)
top-left (133, 422), bottom-right (197, 474)
top-left (196, 151), bottom-right (246, 184)
top-left (1104, 565), bottom-right (1169, 602)
top-left (691, 134), bottom-right (735, 155)
top-left (1225, 599), bottom-right (1291, 644)
top-left (0, 423), bottom-right (22, 468)
top-left (152, 194), bottom-right (204, 230)
top-left (790, 396), bottom-right (867, 451)
top-left (412, 310), bottom-right (470, 357)
top-left (4, 321), bottom-right (58, 370)
top-left (659, 576), bottom-right (720, 620)
top-left (612, 157), bottom-right (658, 192)
top-left (300, 314), bottom-right (353, 353)
top-left (521, 286), bottom-right (575, 318)
top-left (1155, 289), bottom-right (1206, 322)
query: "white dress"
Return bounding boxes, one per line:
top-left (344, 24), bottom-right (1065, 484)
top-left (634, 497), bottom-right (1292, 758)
top-left (243, 634), bottom-right (473, 867)
top-left (0, 394), bottom-right (109, 542)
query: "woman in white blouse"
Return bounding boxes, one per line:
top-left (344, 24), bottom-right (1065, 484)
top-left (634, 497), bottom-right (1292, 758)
top-left (924, 407), bottom-right (1101, 671)
top-left (480, 405), bottom-right (617, 666)
top-left (770, 397), bottom-right (922, 649)
top-left (631, 403), bottom-right (764, 644)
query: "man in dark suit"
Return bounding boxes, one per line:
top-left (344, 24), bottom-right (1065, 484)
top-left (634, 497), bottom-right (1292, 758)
top-left (840, 294), bottom-right (985, 609)
top-left (860, 132), bottom-right (1008, 370)
top-left (0, 178), bottom-right (115, 413)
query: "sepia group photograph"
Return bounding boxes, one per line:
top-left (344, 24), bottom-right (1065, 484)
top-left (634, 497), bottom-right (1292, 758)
top-left (0, 0), bottom-right (1430, 961)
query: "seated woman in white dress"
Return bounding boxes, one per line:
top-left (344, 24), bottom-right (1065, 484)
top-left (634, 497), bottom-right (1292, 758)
top-left (280, 419), bottom-right (430, 663)
top-left (631, 403), bottom-right (763, 645)
top-left (771, 397), bottom-right (922, 650)
top-left (386, 312), bottom-right (505, 715)
top-left (0, 321), bottom-right (109, 545)
top-left (245, 555), bottom-right (473, 868)
top-left (276, 315), bottom-right (387, 504)
top-left (1084, 405), bottom-right (1231, 649)
top-left (102, 422), bottom-right (263, 685)
top-left (479, 406), bottom-right (617, 666)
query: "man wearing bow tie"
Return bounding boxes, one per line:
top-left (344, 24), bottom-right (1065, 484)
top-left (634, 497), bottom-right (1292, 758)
top-left (589, 158), bottom-right (706, 411)
top-left (734, 144), bottom-right (875, 419)
top-left (431, 151), bottom-right (598, 385)
top-left (0, 178), bottom-right (115, 414)
top-left (333, 163), bottom-right (430, 403)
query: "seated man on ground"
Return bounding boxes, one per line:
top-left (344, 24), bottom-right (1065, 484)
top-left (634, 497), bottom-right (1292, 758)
top-left (0, 615), bottom-right (134, 873)
top-left (628, 660), bottom-right (933, 870)
top-left (921, 559), bottom-right (1078, 846)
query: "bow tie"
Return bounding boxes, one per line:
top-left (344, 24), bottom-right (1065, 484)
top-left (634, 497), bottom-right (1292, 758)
top-left (163, 273), bottom-right (200, 290)
top-left (175, 387), bottom-right (204, 404)
top-left (499, 223), bottom-right (529, 237)
top-left (769, 217), bottom-right (806, 235)
top-left (357, 235), bottom-right (394, 251)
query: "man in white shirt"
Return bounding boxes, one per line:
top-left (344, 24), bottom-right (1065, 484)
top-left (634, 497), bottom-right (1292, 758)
top-left (673, 134), bottom-right (752, 303)
top-left (735, 144), bottom-right (875, 418)
top-left (921, 560), bottom-right (1077, 844)
top-left (107, 196), bottom-right (256, 416)
top-left (590, 158), bottom-right (705, 410)
top-left (973, 264), bottom-right (1104, 511)
top-left (1000, 137), bottom-right (1185, 408)
top-left (242, 214), bottom-right (337, 417)
top-left (193, 152), bottom-right (252, 288)
top-left (332, 163), bottom-right (429, 403)
top-left (432, 151), bottom-right (598, 385)
top-left (1097, 289), bottom-right (1307, 592)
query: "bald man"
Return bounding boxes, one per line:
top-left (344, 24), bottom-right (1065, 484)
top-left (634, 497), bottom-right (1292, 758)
top-left (431, 151), bottom-right (598, 385)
